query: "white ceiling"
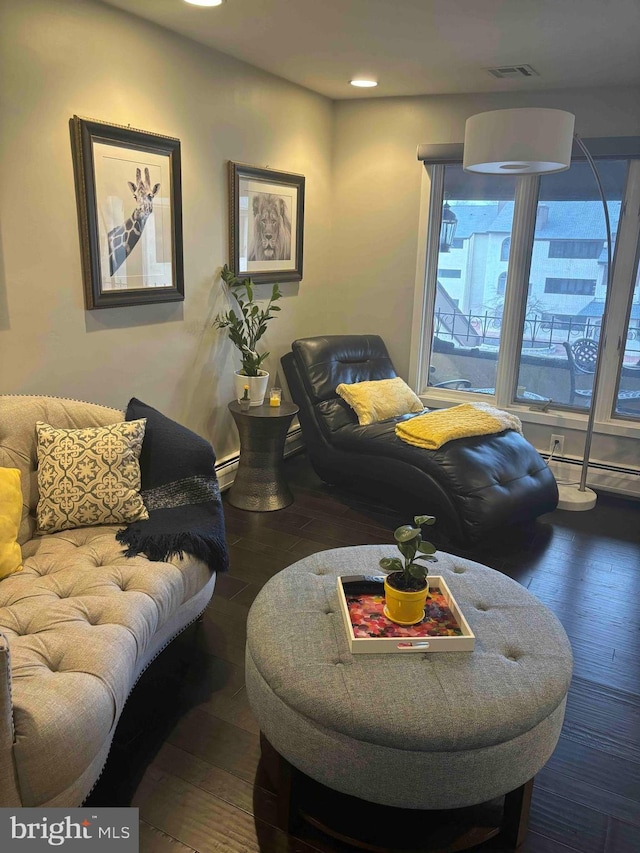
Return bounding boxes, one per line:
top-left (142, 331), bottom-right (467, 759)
top-left (101, 0), bottom-right (640, 100)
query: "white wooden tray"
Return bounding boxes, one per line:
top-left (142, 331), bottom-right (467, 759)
top-left (336, 574), bottom-right (475, 654)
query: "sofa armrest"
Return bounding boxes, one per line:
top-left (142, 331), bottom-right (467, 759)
top-left (0, 633), bottom-right (21, 805)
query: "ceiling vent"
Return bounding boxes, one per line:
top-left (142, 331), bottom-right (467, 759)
top-left (487, 64), bottom-right (539, 79)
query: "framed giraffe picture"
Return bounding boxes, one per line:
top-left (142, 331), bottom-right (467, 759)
top-left (228, 162), bottom-right (305, 285)
top-left (70, 116), bottom-right (184, 309)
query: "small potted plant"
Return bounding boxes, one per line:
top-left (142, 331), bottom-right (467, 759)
top-left (239, 385), bottom-right (251, 412)
top-left (213, 264), bottom-right (282, 406)
top-left (379, 515), bottom-right (438, 625)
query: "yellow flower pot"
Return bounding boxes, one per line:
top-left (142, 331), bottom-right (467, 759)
top-left (383, 576), bottom-right (429, 626)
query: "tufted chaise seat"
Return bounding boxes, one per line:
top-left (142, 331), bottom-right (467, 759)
top-left (0, 396), bottom-right (216, 807)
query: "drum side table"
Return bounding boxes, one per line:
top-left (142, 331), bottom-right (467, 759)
top-left (227, 400), bottom-right (299, 511)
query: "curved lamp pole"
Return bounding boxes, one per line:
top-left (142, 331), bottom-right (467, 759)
top-left (571, 134), bottom-right (613, 496)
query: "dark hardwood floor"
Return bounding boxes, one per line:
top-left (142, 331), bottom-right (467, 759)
top-left (87, 452), bottom-right (640, 853)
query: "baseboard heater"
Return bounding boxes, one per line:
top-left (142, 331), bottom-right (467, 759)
top-left (217, 432), bottom-right (638, 499)
top-left (543, 453), bottom-right (640, 499)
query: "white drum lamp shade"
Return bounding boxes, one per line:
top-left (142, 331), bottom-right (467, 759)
top-left (463, 109), bottom-right (575, 175)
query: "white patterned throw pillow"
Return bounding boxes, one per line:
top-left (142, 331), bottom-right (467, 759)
top-left (35, 419), bottom-right (149, 534)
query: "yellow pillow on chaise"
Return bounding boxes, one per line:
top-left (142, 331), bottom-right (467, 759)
top-left (336, 377), bottom-right (424, 426)
top-left (0, 467), bottom-right (23, 579)
top-left (35, 419), bottom-right (149, 534)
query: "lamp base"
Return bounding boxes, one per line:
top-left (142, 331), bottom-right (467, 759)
top-left (556, 483), bottom-right (597, 512)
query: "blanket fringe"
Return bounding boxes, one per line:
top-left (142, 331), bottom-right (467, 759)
top-left (116, 528), bottom-right (229, 573)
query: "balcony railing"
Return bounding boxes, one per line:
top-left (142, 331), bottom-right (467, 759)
top-left (434, 310), bottom-right (615, 349)
top-left (431, 309), bottom-right (640, 409)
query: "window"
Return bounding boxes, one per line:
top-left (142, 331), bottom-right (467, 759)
top-left (416, 152), bottom-right (640, 428)
top-left (451, 237), bottom-right (464, 249)
top-left (615, 254), bottom-right (640, 417)
top-left (548, 240), bottom-right (603, 259)
top-left (427, 165), bottom-right (517, 394)
top-left (544, 278), bottom-right (596, 296)
top-left (515, 159), bottom-right (626, 408)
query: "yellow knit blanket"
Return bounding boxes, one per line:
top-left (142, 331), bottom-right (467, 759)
top-left (395, 402), bottom-right (523, 450)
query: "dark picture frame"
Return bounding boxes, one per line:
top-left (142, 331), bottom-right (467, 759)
top-left (229, 162), bottom-right (305, 284)
top-left (70, 116), bottom-right (184, 309)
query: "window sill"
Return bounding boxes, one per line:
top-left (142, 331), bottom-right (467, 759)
top-left (419, 391), bottom-right (640, 438)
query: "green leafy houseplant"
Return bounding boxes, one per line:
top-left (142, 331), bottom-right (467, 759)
top-left (379, 515), bottom-right (438, 592)
top-left (213, 264), bottom-right (282, 376)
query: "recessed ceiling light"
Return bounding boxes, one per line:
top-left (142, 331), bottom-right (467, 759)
top-left (184, 0), bottom-right (224, 7)
top-left (350, 79), bottom-right (378, 88)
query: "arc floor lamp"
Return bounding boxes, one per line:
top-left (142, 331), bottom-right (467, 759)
top-left (463, 108), bottom-right (613, 511)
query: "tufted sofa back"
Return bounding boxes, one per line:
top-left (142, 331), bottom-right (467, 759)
top-left (0, 395), bottom-right (217, 808)
top-left (0, 396), bottom-right (124, 545)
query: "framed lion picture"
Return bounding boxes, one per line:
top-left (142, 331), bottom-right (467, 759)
top-left (228, 162), bottom-right (305, 284)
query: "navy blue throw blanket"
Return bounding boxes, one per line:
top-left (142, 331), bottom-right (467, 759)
top-left (116, 398), bottom-right (229, 574)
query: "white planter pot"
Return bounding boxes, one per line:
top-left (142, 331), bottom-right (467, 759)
top-left (234, 370), bottom-right (269, 406)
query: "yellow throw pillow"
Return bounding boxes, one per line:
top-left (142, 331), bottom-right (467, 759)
top-left (336, 377), bottom-right (424, 426)
top-left (35, 419), bottom-right (149, 534)
top-left (0, 467), bottom-right (23, 579)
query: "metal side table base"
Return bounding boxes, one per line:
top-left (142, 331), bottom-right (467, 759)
top-left (227, 401), bottom-right (299, 512)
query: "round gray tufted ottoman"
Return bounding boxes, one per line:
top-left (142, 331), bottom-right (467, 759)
top-left (246, 545), bottom-right (573, 850)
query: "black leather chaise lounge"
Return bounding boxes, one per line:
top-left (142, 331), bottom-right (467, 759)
top-left (281, 335), bottom-right (558, 547)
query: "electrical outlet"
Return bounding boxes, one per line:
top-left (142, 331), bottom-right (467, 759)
top-left (549, 434), bottom-right (565, 457)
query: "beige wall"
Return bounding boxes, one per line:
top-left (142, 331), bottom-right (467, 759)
top-left (332, 87), bottom-right (640, 379)
top-left (0, 0), bottom-right (333, 458)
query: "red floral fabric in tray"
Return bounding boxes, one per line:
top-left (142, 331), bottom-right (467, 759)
top-left (346, 589), bottom-right (463, 638)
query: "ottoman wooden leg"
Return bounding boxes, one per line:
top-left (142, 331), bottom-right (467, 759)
top-left (258, 734), bottom-right (535, 853)
top-left (259, 732), bottom-right (302, 835)
top-left (498, 778), bottom-right (534, 850)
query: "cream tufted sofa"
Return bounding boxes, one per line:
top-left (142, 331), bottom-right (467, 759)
top-left (0, 396), bottom-right (217, 807)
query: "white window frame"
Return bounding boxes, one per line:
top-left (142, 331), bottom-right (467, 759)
top-left (409, 160), bottom-right (640, 441)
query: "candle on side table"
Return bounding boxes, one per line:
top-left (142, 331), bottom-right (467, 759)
top-left (269, 387), bottom-right (282, 407)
